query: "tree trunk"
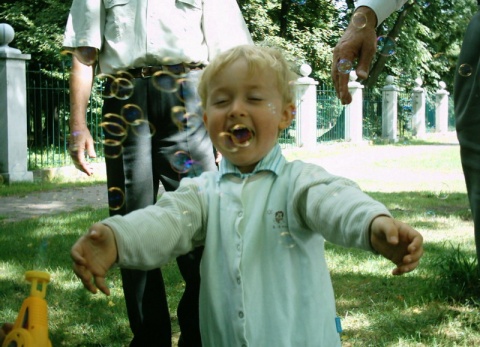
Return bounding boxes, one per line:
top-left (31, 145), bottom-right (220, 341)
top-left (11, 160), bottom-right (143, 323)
top-left (364, 3), bottom-right (413, 87)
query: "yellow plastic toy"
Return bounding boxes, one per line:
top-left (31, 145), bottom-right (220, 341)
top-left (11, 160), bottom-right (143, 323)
top-left (2, 271), bottom-right (52, 347)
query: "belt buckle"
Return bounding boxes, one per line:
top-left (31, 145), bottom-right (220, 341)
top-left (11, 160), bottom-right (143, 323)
top-left (140, 66), bottom-right (151, 78)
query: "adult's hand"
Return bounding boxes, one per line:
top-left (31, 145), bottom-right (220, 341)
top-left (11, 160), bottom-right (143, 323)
top-left (69, 52), bottom-right (97, 176)
top-left (331, 6), bottom-right (378, 105)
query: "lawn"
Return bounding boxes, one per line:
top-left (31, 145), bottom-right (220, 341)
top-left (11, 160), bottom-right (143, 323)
top-left (1, 132), bottom-right (479, 346)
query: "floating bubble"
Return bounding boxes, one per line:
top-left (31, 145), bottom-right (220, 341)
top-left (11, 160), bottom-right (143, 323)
top-left (425, 210), bottom-right (436, 217)
top-left (230, 124), bottom-right (254, 147)
top-left (130, 119), bottom-right (156, 138)
top-left (218, 132), bottom-right (239, 153)
top-left (415, 0), bottom-right (431, 8)
top-left (377, 36), bottom-right (396, 56)
top-left (176, 77), bottom-right (196, 102)
top-left (279, 231), bottom-right (296, 248)
top-left (435, 182), bottom-right (450, 200)
top-left (111, 77), bottom-right (134, 100)
top-left (217, 125), bottom-right (254, 153)
top-left (108, 187), bottom-right (125, 211)
top-left (96, 73), bottom-right (116, 99)
top-left (458, 64), bottom-right (473, 77)
top-left (184, 160), bottom-right (204, 178)
top-left (102, 139), bottom-right (124, 159)
top-left (74, 47), bottom-right (98, 66)
top-left (171, 106), bottom-right (188, 130)
top-left (184, 113), bottom-right (204, 130)
top-left (170, 151), bottom-right (194, 173)
top-left (337, 58), bottom-right (353, 74)
top-left (121, 104), bottom-right (144, 124)
top-left (101, 113), bottom-right (128, 137)
top-left (152, 71), bottom-right (179, 93)
top-left (351, 12), bottom-right (367, 29)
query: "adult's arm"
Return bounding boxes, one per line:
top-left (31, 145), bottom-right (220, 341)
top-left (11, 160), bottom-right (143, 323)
top-left (69, 54), bottom-right (97, 176)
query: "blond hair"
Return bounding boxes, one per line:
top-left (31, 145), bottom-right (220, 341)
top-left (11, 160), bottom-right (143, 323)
top-left (198, 45), bottom-right (296, 108)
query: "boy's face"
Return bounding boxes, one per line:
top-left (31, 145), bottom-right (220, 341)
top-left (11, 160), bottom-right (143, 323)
top-left (203, 58), bottom-right (295, 173)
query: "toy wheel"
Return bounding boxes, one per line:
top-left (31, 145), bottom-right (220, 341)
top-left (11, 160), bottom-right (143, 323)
top-left (3, 328), bottom-right (34, 347)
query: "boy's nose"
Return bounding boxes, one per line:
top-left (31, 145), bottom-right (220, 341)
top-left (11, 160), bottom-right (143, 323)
top-left (229, 99), bottom-right (247, 117)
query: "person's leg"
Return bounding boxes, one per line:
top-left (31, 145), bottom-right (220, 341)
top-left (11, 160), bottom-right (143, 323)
top-left (149, 69), bottom-right (217, 347)
top-left (454, 9), bottom-right (480, 268)
top-left (457, 129), bottom-right (480, 265)
top-left (103, 78), bottom-right (172, 346)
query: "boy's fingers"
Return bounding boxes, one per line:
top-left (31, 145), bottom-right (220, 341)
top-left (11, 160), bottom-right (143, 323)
top-left (95, 276), bottom-right (111, 296)
top-left (73, 264), bottom-right (98, 293)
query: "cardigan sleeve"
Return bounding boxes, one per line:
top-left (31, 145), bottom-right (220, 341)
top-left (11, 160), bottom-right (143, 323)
top-left (103, 179), bottom-right (207, 270)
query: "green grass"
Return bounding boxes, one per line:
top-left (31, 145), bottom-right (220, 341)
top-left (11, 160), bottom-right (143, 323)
top-left (1, 132), bottom-right (479, 346)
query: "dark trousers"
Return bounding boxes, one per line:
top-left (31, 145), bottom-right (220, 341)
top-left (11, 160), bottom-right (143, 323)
top-left (102, 70), bottom-right (216, 346)
top-left (454, 8), bottom-right (480, 266)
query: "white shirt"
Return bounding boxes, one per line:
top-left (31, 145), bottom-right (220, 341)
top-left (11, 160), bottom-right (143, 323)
top-left (104, 144), bottom-right (391, 346)
top-left (63, 0), bottom-right (252, 74)
top-left (356, 0), bottom-right (409, 27)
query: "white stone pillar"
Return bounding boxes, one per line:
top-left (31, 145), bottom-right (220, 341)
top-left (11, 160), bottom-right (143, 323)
top-left (0, 24), bottom-right (33, 183)
top-left (382, 75), bottom-right (399, 142)
top-left (294, 64), bottom-right (318, 149)
top-left (411, 77), bottom-right (426, 139)
top-left (435, 81), bottom-right (449, 133)
top-left (345, 71), bottom-right (364, 143)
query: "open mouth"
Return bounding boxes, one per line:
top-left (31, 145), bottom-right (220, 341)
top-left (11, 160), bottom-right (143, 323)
top-left (229, 124), bottom-right (254, 147)
top-left (218, 124), bottom-right (255, 152)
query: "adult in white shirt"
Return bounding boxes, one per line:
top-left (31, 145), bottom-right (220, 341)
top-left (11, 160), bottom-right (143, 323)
top-left (63, 1), bottom-right (252, 346)
top-left (332, 0), bottom-right (408, 105)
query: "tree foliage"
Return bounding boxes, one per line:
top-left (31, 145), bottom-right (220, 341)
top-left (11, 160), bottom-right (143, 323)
top-left (0, 0), bottom-right (477, 91)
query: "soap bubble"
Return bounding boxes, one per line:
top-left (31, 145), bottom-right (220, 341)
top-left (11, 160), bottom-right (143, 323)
top-left (108, 187), bottom-right (125, 211)
top-left (337, 59), bottom-right (353, 74)
top-left (458, 64), bottom-right (473, 77)
top-left (351, 12), bottom-right (367, 29)
top-left (377, 36), bottom-right (396, 56)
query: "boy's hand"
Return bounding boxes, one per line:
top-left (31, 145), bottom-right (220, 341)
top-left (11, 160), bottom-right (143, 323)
top-left (71, 223), bottom-right (118, 295)
top-left (370, 216), bottom-right (424, 275)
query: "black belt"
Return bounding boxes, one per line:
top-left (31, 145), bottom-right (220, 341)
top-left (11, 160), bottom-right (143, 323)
top-left (126, 63), bottom-right (204, 78)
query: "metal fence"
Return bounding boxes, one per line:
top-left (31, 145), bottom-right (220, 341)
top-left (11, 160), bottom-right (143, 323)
top-left (25, 65), bottom-right (455, 170)
top-left (26, 62), bottom-right (104, 170)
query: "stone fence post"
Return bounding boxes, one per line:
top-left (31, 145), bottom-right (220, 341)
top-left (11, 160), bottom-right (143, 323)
top-left (411, 77), bottom-right (426, 139)
top-left (294, 64), bottom-right (318, 149)
top-left (382, 75), bottom-right (399, 142)
top-left (0, 24), bottom-right (33, 183)
top-left (345, 71), bottom-right (364, 143)
top-left (435, 81), bottom-right (449, 133)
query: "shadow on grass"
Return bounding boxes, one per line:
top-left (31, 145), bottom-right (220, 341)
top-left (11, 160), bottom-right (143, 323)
top-left (328, 241), bottom-right (478, 346)
top-left (0, 190), bottom-right (477, 346)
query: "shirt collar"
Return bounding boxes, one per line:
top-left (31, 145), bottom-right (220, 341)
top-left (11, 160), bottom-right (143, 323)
top-left (218, 144), bottom-right (285, 180)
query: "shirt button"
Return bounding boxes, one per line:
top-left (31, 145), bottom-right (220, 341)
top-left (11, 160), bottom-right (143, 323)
top-left (238, 211), bottom-right (243, 217)
top-left (238, 311), bottom-right (244, 318)
top-left (237, 277), bottom-right (241, 284)
top-left (237, 244), bottom-right (241, 251)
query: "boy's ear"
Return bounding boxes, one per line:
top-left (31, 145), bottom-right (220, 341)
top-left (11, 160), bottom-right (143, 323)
top-left (203, 112), bottom-right (208, 127)
top-left (278, 103), bottom-right (295, 131)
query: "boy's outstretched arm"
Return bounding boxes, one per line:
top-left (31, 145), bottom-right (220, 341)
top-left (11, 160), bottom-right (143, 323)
top-left (71, 223), bottom-right (118, 295)
top-left (370, 216), bottom-right (424, 275)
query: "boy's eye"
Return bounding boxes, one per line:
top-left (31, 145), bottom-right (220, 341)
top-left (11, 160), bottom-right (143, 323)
top-left (212, 98), bottom-right (228, 105)
top-left (248, 96), bottom-right (263, 101)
